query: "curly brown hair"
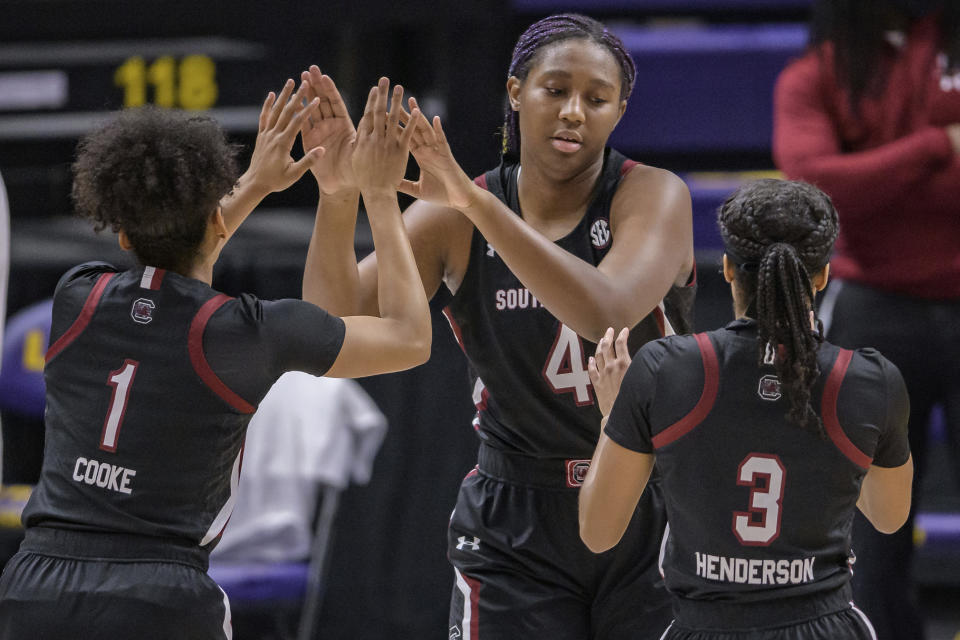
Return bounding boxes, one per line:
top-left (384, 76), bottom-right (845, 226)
top-left (71, 106), bottom-right (241, 272)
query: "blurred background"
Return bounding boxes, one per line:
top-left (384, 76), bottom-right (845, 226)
top-left (0, 0), bottom-right (957, 638)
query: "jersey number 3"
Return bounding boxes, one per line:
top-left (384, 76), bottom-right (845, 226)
top-left (100, 359), bottom-right (139, 452)
top-left (543, 324), bottom-right (594, 406)
top-left (732, 453), bottom-right (785, 546)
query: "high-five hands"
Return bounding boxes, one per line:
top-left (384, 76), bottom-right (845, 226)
top-left (352, 77), bottom-right (419, 200)
top-left (246, 79), bottom-right (325, 194)
top-left (588, 327), bottom-right (631, 417)
top-left (300, 66), bottom-right (358, 195)
top-left (398, 98), bottom-right (480, 211)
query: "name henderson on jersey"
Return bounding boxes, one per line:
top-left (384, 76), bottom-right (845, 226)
top-left (695, 551), bottom-right (815, 585)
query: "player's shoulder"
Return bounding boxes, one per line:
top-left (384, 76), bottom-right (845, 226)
top-left (54, 261), bottom-right (119, 296)
top-left (844, 345), bottom-right (904, 387)
top-left (613, 150), bottom-right (686, 192)
top-left (634, 333), bottom-right (702, 372)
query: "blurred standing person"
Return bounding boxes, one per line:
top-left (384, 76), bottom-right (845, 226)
top-left (773, 2), bottom-right (960, 638)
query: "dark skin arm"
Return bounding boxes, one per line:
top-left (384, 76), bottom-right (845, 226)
top-left (399, 110), bottom-right (694, 342)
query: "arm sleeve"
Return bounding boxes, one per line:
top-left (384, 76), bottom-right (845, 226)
top-left (603, 341), bottom-right (664, 454)
top-left (873, 357), bottom-right (911, 468)
top-left (258, 297), bottom-right (346, 378)
top-left (772, 52), bottom-right (955, 225)
top-left (53, 261), bottom-right (117, 296)
top-left (50, 262), bottom-right (118, 342)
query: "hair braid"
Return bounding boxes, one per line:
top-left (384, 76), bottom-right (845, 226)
top-left (502, 13), bottom-right (636, 159)
top-left (718, 179), bottom-right (840, 435)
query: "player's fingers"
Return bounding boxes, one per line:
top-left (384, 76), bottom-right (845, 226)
top-left (276, 81), bottom-right (309, 132)
top-left (373, 77), bottom-right (389, 137)
top-left (399, 108), bottom-right (420, 149)
top-left (595, 327), bottom-right (614, 357)
top-left (268, 79), bottom-right (296, 129)
top-left (433, 115), bottom-right (448, 146)
top-left (320, 74), bottom-right (351, 120)
top-left (614, 327), bottom-right (630, 363)
top-left (358, 85), bottom-right (378, 135)
top-left (283, 97), bottom-right (319, 140)
top-left (259, 92), bottom-right (275, 133)
top-left (413, 110), bottom-right (436, 146)
top-left (387, 84), bottom-right (404, 139)
top-left (587, 356), bottom-right (600, 385)
top-left (290, 146), bottom-right (326, 177)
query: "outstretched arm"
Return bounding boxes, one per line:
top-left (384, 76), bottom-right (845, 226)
top-left (219, 79), bottom-right (323, 241)
top-left (402, 108), bottom-right (693, 342)
top-left (579, 327), bottom-right (653, 552)
top-left (323, 78), bottom-right (431, 378)
top-left (299, 67), bottom-right (363, 316)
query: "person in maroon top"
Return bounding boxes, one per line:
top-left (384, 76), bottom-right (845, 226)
top-left (773, 2), bottom-right (960, 639)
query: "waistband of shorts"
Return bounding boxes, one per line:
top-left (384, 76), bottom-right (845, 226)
top-left (672, 583), bottom-right (852, 630)
top-left (477, 443), bottom-right (591, 489)
top-left (21, 526), bottom-right (209, 571)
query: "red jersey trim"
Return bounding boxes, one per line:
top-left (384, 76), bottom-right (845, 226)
top-left (188, 294), bottom-right (256, 414)
top-left (653, 306), bottom-right (666, 337)
top-left (620, 159), bottom-right (640, 176)
top-left (821, 349), bottom-right (872, 470)
top-left (46, 272), bottom-right (115, 363)
top-left (442, 307), bottom-right (468, 354)
top-left (652, 333), bottom-right (719, 449)
top-left (140, 266), bottom-right (166, 290)
top-left (473, 173), bottom-right (488, 190)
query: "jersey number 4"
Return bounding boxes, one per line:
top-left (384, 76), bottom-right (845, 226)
top-left (100, 359), bottom-right (139, 453)
top-left (543, 323), bottom-right (594, 406)
top-left (732, 453), bottom-right (785, 546)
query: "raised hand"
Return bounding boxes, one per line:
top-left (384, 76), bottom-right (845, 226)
top-left (352, 77), bottom-right (418, 199)
top-left (399, 97), bottom-right (479, 210)
top-left (246, 79), bottom-right (324, 194)
top-left (300, 66), bottom-right (358, 195)
top-left (588, 327), bottom-right (631, 417)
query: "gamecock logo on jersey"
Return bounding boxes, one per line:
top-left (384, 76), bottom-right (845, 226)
top-left (131, 298), bottom-right (155, 325)
top-left (566, 459), bottom-right (591, 487)
top-left (758, 375), bottom-right (782, 401)
top-left (590, 218), bottom-right (611, 249)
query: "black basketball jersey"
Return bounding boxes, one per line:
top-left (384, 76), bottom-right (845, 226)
top-left (605, 318), bottom-right (910, 608)
top-left (22, 262), bottom-right (345, 553)
top-left (444, 149), bottom-right (695, 459)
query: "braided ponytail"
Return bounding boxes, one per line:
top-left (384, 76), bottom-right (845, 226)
top-left (718, 179), bottom-right (839, 434)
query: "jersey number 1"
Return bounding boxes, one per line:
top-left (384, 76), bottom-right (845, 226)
top-left (732, 453), bottom-right (785, 546)
top-left (100, 359), bottom-right (139, 452)
top-left (543, 323), bottom-right (594, 406)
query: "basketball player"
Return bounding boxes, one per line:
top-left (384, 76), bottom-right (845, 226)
top-left (580, 179), bottom-right (913, 639)
top-left (299, 13), bottom-right (694, 638)
top-left (0, 78), bottom-right (429, 639)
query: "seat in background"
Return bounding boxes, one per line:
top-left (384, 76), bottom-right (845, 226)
top-left (209, 371), bottom-right (388, 640)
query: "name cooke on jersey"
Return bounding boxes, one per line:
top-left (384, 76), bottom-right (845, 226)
top-left (695, 551), bottom-right (815, 585)
top-left (73, 456), bottom-right (136, 494)
top-left (494, 287), bottom-right (543, 310)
